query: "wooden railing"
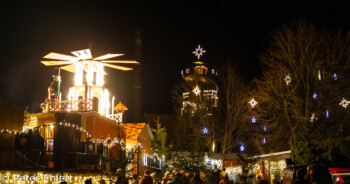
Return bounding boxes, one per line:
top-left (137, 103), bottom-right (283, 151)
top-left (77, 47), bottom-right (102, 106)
top-left (45, 99), bottom-right (93, 112)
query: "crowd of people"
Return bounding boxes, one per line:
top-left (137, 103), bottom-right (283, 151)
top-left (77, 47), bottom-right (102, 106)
top-left (73, 164), bottom-right (333, 184)
top-left (133, 167), bottom-right (231, 184)
top-left (291, 165), bottom-right (333, 184)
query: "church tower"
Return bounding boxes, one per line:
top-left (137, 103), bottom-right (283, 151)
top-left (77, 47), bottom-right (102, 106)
top-left (180, 45), bottom-right (218, 115)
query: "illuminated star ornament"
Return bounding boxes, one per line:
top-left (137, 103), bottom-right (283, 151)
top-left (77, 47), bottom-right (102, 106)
top-left (240, 145), bottom-right (245, 152)
top-left (340, 98), bottom-right (350, 108)
top-left (251, 117), bottom-right (256, 123)
top-left (192, 45), bottom-right (206, 59)
top-left (202, 127), bottom-right (208, 134)
top-left (249, 98), bottom-right (258, 108)
top-left (193, 86), bottom-right (201, 96)
top-left (285, 74), bottom-right (291, 85)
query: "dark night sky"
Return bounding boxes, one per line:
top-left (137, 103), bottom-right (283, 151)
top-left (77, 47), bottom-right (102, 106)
top-left (0, 1), bottom-right (349, 121)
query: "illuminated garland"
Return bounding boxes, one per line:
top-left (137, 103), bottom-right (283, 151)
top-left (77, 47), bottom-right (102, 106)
top-left (1, 122), bottom-right (165, 162)
top-left (0, 171), bottom-right (118, 184)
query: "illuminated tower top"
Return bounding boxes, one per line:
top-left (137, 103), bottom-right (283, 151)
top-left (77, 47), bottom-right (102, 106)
top-left (180, 45), bottom-right (218, 115)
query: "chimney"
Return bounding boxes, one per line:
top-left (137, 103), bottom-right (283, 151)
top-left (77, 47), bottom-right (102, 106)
top-left (132, 30), bottom-right (142, 122)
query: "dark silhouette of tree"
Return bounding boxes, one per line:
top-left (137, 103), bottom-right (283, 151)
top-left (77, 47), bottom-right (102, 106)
top-left (251, 19), bottom-right (350, 163)
top-left (216, 63), bottom-right (254, 154)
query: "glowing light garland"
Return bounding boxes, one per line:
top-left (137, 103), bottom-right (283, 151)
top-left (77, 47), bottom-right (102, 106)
top-left (192, 45), bottom-right (206, 59)
top-left (2, 123), bottom-right (165, 162)
top-left (0, 171), bottom-right (118, 184)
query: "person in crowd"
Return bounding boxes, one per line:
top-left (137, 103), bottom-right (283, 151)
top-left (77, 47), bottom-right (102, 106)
top-left (182, 171), bottom-right (192, 183)
top-left (168, 173), bottom-right (182, 184)
top-left (115, 169), bottom-right (124, 184)
top-left (140, 169), bottom-right (154, 184)
top-left (162, 171), bottom-right (170, 184)
top-left (131, 174), bottom-right (139, 184)
top-left (166, 174), bottom-right (175, 184)
top-left (212, 165), bottom-right (221, 184)
top-left (220, 168), bottom-right (230, 184)
top-left (193, 170), bottom-right (204, 184)
top-left (85, 178), bottom-right (92, 184)
top-left (151, 172), bottom-right (156, 183)
top-left (292, 168), bottom-right (307, 184)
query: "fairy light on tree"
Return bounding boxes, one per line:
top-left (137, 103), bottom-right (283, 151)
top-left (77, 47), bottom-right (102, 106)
top-left (340, 98), bottom-right (350, 108)
top-left (240, 144), bottom-right (245, 152)
top-left (249, 98), bottom-right (258, 108)
top-left (251, 117), bottom-right (256, 123)
top-left (251, 20), bottom-right (350, 163)
top-left (311, 113), bottom-right (316, 122)
top-left (284, 74), bottom-right (291, 85)
top-left (202, 127), bottom-right (209, 134)
top-left (333, 73), bottom-right (338, 80)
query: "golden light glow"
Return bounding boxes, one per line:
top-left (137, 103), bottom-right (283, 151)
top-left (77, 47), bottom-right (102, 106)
top-left (285, 74), bottom-right (291, 85)
top-left (249, 98), bottom-right (258, 107)
top-left (71, 49), bottom-right (92, 59)
top-left (193, 86), bottom-right (201, 96)
top-left (41, 49), bottom-right (137, 121)
top-left (340, 98), bottom-right (350, 108)
top-left (0, 170), bottom-right (117, 184)
top-left (41, 48), bottom-right (138, 74)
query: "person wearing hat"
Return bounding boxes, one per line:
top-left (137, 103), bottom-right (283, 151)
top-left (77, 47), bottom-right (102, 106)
top-left (140, 169), bottom-right (153, 184)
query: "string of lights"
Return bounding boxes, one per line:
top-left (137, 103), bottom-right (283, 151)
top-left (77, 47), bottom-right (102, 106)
top-left (0, 122), bottom-right (165, 161)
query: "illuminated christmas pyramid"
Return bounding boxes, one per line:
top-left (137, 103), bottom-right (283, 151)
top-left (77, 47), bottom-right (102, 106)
top-left (41, 48), bottom-right (138, 120)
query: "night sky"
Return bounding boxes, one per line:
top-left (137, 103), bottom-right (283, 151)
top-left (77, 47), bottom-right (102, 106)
top-left (0, 1), bottom-right (349, 121)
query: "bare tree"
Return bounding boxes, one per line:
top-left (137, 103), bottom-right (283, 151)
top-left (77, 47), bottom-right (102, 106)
top-left (217, 63), bottom-right (253, 154)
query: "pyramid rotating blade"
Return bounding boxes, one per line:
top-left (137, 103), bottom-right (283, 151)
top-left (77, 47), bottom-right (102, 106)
top-left (60, 65), bottom-right (76, 73)
top-left (41, 60), bottom-right (76, 66)
top-left (103, 63), bottom-right (133, 70)
top-left (43, 52), bottom-right (79, 61)
top-left (102, 60), bottom-right (138, 64)
top-left (94, 53), bottom-right (124, 60)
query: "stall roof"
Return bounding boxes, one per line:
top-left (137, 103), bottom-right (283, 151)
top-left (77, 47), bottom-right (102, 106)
top-left (123, 123), bottom-right (154, 140)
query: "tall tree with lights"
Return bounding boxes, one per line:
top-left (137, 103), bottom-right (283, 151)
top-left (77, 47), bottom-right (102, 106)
top-left (216, 63), bottom-right (254, 154)
top-left (251, 19), bottom-right (350, 164)
top-left (171, 45), bottom-right (218, 173)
